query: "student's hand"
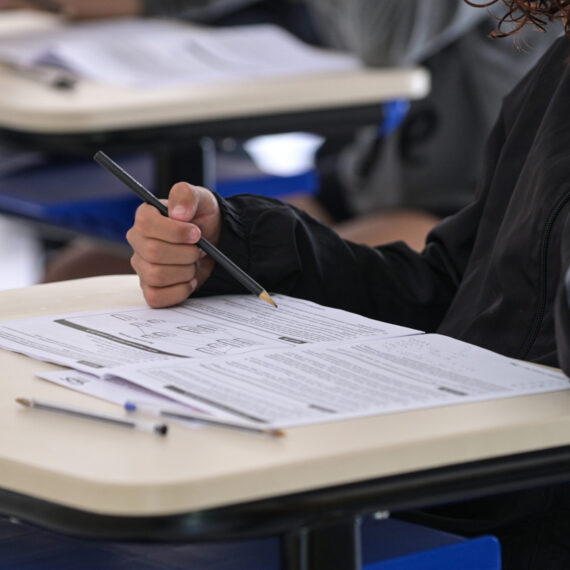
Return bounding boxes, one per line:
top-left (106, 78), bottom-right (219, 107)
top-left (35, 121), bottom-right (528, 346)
top-left (126, 182), bottom-right (222, 309)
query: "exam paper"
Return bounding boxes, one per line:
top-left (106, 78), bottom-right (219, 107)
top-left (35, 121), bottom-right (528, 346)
top-left (37, 369), bottom-right (177, 408)
top-left (102, 334), bottom-right (570, 427)
top-left (0, 19), bottom-right (359, 87)
top-left (4, 293), bottom-right (568, 431)
top-left (37, 368), bottom-right (211, 418)
top-left (0, 293), bottom-right (419, 373)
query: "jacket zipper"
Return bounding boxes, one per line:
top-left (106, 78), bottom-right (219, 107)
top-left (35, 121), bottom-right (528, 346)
top-left (516, 189), bottom-right (570, 359)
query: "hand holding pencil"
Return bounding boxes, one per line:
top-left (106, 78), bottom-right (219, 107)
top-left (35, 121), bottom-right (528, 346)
top-left (125, 179), bottom-right (221, 308)
top-left (95, 152), bottom-right (276, 309)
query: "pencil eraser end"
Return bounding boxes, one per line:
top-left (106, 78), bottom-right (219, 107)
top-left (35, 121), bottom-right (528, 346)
top-left (124, 401), bottom-right (137, 412)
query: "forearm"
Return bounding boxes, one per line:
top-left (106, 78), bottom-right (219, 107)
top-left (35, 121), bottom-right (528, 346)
top-left (304, 0), bottom-right (488, 65)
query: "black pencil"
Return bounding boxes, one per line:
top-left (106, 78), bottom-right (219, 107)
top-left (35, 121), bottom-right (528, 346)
top-left (94, 151), bottom-right (277, 308)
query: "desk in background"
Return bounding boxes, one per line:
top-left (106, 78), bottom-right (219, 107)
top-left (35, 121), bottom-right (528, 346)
top-left (1, 275), bottom-right (569, 569)
top-left (0, 12), bottom-right (429, 194)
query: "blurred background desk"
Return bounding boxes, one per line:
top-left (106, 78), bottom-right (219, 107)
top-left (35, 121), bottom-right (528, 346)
top-left (0, 50), bottom-right (429, 192)
top-left (0, 12), bottom-right (429, 192)
top-left (0, 11), bottom-right (429, 260)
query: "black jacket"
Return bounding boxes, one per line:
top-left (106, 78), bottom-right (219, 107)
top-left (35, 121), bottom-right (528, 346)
top-left (204, 35), bottom-right (570, 377)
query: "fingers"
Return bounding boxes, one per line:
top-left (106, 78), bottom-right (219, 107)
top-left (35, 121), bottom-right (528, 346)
top-left (127, 181), bottom-right (220, 308)
top-left (127, 226), bottom-right (201, 265)
top-left (138, 280), bottom-right (198, 309)
top-left (130, 251), bottom-right (198, 287)
top-left (168, 182), bottom-right (222, 245)
top-left (127, 215), bottom-right (202, 308)
top-left (168, 182), bottom-right (199, 222)
top-left (130, 202), bottom-right (201, 246)
top-left (131, 252), bottom-right (199, 308)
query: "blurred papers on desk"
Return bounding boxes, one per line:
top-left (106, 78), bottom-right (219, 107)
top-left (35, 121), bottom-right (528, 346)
top-left (0, 18), bottom-right (359, 88)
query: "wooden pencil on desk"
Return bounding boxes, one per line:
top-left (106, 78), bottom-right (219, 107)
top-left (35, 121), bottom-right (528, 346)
top-left (93, 151), bottom-right (277, 308)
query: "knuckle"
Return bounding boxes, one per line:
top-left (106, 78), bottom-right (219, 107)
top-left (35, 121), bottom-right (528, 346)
top-left (129, 253), bottom-right (139, 273)
top-left (143, 241), bottom-right (162, 263)
top-left (136, 212), bottom-right (154, 235)
top-left (146, 265), bottom-right (166, 287)
top-left (143, 287), bottom-right (166, 309)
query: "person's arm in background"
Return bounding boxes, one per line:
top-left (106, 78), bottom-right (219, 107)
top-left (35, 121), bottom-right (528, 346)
top-left (0, 0), bottom-right (140, 19)
top-left (302, 0), bottom-right (488, 66)
top-left (0, 0), bottom-right (261, 21)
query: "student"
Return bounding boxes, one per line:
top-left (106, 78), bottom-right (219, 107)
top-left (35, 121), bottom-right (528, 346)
top-left (2, 0), bottom-right (560, 251)
top-left (295, 0), bottom-right (563, 247)
top-left (126, 1), bottom-right (570, 567)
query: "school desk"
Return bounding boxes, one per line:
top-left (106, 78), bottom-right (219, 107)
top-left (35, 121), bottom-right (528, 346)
top-left (0, 11), bottom-right (430, 192)
top-left (0, 275), bottom-right (569, 569)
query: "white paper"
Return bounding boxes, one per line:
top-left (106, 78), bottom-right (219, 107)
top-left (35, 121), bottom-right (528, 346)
top-left (0, 293), bottom-right (419, 373)
top-left (3, 293), bottom-right (567, 430)
top-left (104, 334), bottom-right (570, 427)
top-left (37, 369), bottom-right (211, 419)
top-left (37, 369), bottom-right (176, 407)
top-left (0, 18), bottom-right (359, 87)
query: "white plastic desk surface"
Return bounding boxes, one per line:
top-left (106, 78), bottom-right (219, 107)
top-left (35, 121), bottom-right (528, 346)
top-left (1, 275), bottom-right (570, 518)
top-left (0, 12), bottom-right (430, 133)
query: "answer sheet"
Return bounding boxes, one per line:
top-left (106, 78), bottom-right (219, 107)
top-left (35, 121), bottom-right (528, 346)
top-left (0, 293), bottom-right (419, 373)
top-left (2, 293), bottom-right (568, 429)
top-left (37, 333), bottom-right (570, 428)
top-left (101, 334), bottom-right (570, 426)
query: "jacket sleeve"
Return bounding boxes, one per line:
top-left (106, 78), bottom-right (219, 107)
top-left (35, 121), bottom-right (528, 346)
top-left (200, 191), bottom-right (483, 332)
top-left (555, 212), bottom-right (570, 377)
top-left (201, 187), bottom-right (477, 332)
top-left (301, 0), bottom-right (488, 66)
top-left (200, 104), bottom-right (507, 333)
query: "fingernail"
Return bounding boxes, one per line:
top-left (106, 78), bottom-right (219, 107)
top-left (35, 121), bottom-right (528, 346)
top-left (189, 278), bottom-right (198, 291)
top-left (188, 228), bottom-right (199, 242)
top-left (199, 249), bottom-right (207, 259)
top-left (171, 205), bottom-right (187, 219)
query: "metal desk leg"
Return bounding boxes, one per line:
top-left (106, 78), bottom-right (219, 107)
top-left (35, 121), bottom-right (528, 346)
top-left (154, 137), bottom-right (216, 198)
top-left (281, 516), bottom-right (362, 570)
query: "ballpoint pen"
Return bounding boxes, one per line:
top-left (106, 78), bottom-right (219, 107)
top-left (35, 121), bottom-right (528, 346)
top-left (124, 401), bottom-right (284, 438)
top-left (16, 397), bottom-right (168, 436)
top-left (93, 150), bottom-right (277, 308)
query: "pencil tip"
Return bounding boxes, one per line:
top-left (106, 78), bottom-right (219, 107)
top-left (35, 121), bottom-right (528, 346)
top-left (16, 397), bottom-right (31, 407)
top-left (259, 290), bottom-right (277, 308)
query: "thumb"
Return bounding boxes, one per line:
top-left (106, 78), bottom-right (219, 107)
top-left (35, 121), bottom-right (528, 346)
top-left (168, 182), bottom-right (198, 222)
